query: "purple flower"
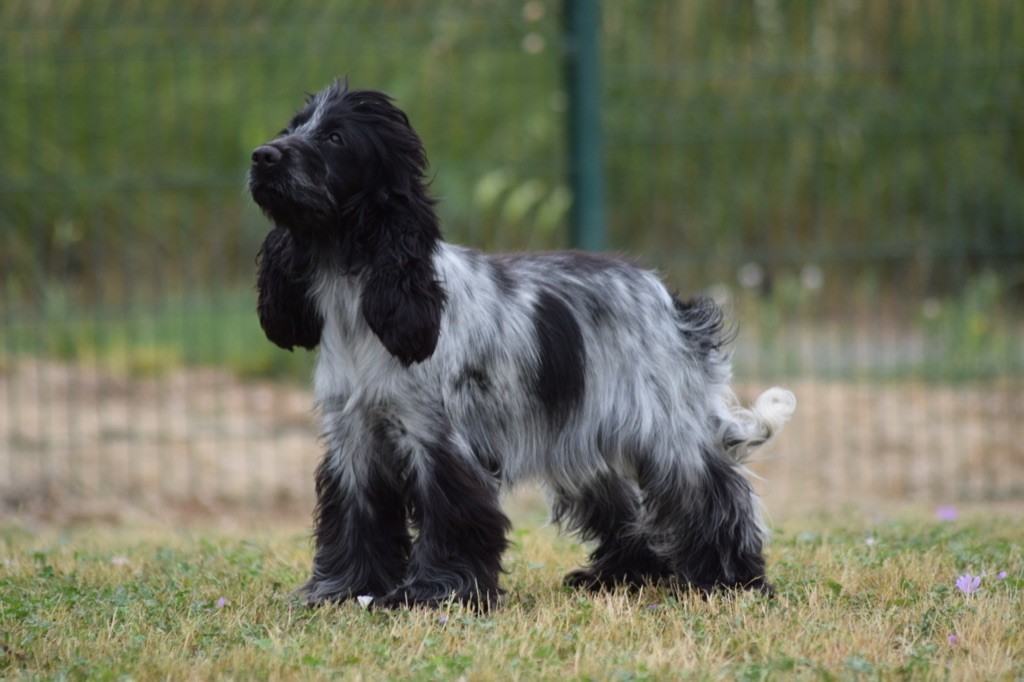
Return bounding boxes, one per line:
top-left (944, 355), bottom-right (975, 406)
top-left (997, 571), bottom-right (1008, 580)
top-left (947, 634), bottom-right (958, 645)
top-left (437, 615), bottom-right (449, 625)
top-left (955, 573), bottom-right (981, 594)
top-left (936, 506), bottom-right (958, 522)
top-left (215, 597), bottom-right (228, 608)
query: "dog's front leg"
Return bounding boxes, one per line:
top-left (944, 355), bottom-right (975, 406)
top-left (301, 410), bottom-right (410, 606)
top-left (374, 440), bottom-right (510, 610)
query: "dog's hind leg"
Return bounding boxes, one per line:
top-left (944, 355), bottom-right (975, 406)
top-left (640, 447), bottom-right (772, 595)
top-left (374, 438), bottom-right (511, 611)
top-left (554, 473), bottom-right (672, 591)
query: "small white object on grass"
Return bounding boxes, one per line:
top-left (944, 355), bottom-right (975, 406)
top-left (357, 595), bottom-right (374, 609)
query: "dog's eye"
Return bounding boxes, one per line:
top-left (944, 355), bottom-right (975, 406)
top-left (328, 132), bottom-right (344, 145)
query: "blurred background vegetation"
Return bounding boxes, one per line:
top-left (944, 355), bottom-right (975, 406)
top-left (1, 1), bottom-right (1022, 510)
top-left (2, 0), bottom-right (1022, 380)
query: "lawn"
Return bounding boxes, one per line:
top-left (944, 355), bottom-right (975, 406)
top-left (2, 507), bottom-right (1022, 680)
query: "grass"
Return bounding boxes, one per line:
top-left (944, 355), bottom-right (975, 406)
top-left (2, 508), bottom-right (1023, 680)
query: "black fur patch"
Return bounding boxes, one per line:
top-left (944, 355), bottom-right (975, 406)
top-left (654, 451), bottom-right (770, 594)
top-left (673, 295), bottom-right (730, 357)
top-left (361, 250), bottom-right (446, 366)
top-left (375, 441), bottom-right (511, 610)
top-left (303, 452), bottom-right (411, 604)
top-left (555, 474), bottom-right (671, 590)
top-left (255, 227), bottom-right (323, 351)
top-left (453, 364), bottom-right (491, 393)
top-left (532, 290), bottom-right (586, 423)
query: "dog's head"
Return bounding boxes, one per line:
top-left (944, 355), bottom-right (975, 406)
top-left (250, 80), bottom-right (446, 366)
top-left (248, 79), bottom-right (432, 238)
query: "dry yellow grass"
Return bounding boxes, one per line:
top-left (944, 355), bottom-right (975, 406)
top-left (2, 506), bottom-right (1022, 679)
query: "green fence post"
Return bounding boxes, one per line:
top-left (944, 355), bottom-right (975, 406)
top-left (564, 0), bottom-right (607, 251)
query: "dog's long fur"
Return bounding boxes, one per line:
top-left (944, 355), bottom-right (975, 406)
top-left (248, 80), bottom-right (796, 609)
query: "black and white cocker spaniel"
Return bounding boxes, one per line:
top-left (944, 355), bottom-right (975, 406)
top-left (249, 80), bottom-right (795, 610)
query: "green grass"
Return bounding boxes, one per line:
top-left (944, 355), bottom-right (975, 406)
top-left (2, 510), bottom-right (1022, 679)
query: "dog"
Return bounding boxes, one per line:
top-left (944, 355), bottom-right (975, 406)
top-left (248, 80), bottom-right (795, 609)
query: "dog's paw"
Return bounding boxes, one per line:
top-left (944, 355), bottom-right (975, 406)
top-left (298, 579), bottom-right (383, 608)
top-left (562, 568), bottom-right (606, 592)
top-left (562, 568), bottom-right (643, 592)
top-left (371, 588), bottom-right (445, 611)
top-left (563, 566), bottom-right (666, 592)
top-left (742, 576), bottom-right (775, 598)
top-left (372, 582), bottom-right (502, 612)
top-left (302, 589), bottom-right (354, 608)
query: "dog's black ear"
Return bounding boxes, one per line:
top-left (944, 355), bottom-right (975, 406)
top-left (256, 226), bottom-right (323, 351)
top-left (360, 230), bottom-right (446, 366)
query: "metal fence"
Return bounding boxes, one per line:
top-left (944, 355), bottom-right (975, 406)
top-left (2, 0), bottom-right (1022, 520)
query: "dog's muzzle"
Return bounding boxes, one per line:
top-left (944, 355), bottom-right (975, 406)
top-left (248, 138), bottom-right (335, 229)
top-left (248, 143), bottom-right (294, 218)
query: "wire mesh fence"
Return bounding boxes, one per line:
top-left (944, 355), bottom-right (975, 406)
top-left (2, 1), bottom-right (1022, 520)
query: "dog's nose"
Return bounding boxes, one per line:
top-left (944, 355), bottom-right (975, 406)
top-left (252, 145), bottom-right (282, 167)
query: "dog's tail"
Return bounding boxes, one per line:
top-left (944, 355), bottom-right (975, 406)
top-left (717, 388), bottom-right (796, 462)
